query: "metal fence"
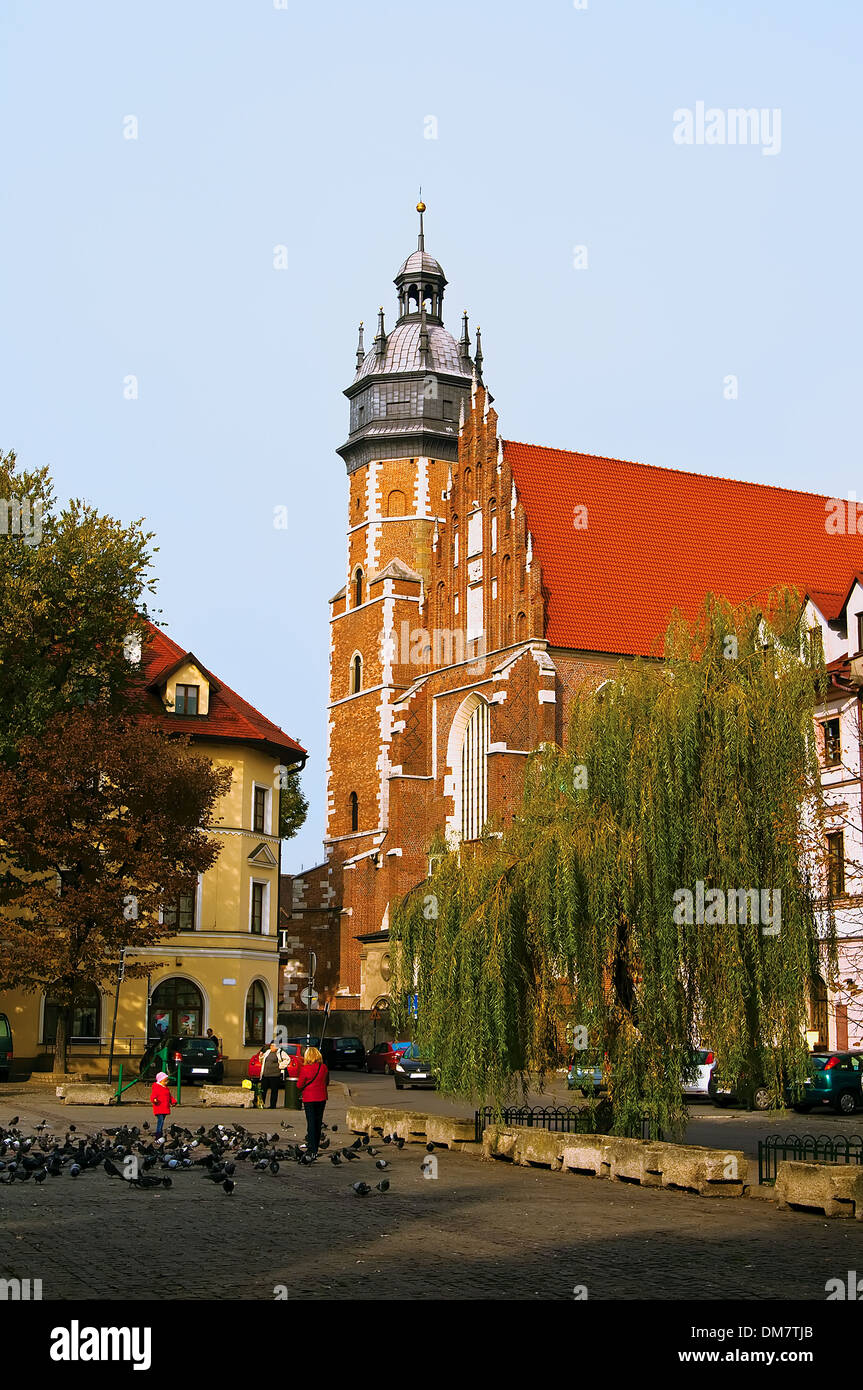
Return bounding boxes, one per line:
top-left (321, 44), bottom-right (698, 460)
top-left (473, 1105), bottom-right (663, 1144)
top-left (758, 1132), bottom-right (863, 1185)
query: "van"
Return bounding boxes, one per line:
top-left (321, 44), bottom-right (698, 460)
top-left (0, 1014), bottom-right (13, 1081)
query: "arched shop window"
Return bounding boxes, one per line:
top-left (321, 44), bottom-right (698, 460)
top-left (149, 977), bottom-right (204, 1040)
top-left (245, 981), bottom-right (267, 1045)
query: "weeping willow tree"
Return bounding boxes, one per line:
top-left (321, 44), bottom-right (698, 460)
top-left (392, 591), bottom-right (835, 1136)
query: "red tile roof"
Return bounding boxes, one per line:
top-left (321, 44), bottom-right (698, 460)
top-left (504, 440), bottom-right (863, 657)
top-left (140, 622), bottom-right (306, 760)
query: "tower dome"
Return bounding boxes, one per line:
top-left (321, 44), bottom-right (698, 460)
top-left (337, 202), bottom-right (479, 474)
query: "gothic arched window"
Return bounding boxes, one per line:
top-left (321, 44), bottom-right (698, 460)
top-left (516, 612), bottom-right (527, 640)
top-left (460, 700), bottom-right (489, 842)
top-left (349, 792), bottom-right (359, 833)
top-left (351, 653), bottom-right (363, 695)
top-left (354, 567), bottom-right (363, 607)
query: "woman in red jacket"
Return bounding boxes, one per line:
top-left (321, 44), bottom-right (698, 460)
top-left (150, 1070), bottom-right (174, 1139)
top-left (296, 1047), bottom-right (329, 1159)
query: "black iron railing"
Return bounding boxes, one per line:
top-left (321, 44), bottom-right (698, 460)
top-left (758, 1132), bottom-right (863, 1185)
top-left (474, 1105), bottom-right (662, 1144)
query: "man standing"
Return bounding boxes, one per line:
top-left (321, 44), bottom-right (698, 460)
top-left (259, 1039), bottom-right (289, 1109)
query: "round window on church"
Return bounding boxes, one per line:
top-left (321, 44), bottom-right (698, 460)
top-left (380, 953), bottom-right (392, 983)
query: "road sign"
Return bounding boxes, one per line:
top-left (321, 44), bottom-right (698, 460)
top-left (299, 987), bottom-right (319, 1007)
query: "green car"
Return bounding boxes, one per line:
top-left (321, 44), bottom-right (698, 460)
top-left (787, 1052), bottom-right (863, 1115)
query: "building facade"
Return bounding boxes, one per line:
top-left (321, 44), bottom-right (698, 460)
top-left (294, 203), bottom-right (863, 1046)
top-left (1, 623), bottom-right (306, 1079)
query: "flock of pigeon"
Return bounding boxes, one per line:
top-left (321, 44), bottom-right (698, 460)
top-left (0, 1115), bottom-right (438, 1198)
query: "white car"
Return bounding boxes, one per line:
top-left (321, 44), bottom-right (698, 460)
top-left (682, 1048), bottom-right (715, 1099)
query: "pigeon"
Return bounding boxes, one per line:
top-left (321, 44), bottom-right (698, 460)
top-left (161, 1177), bottom-right (172, 1189)
top-left (34, 1169), bottom-right (47, 1184)
top-left (351, 1138), bottom-right (363, 1149)
top-left (103, 1159), bottom-right (125, 1179)
top-left (426, 1142), bottom-right (436, 1152)
top-left (360, 1135), bottom-right (370, 1147)
top-left (367, 1147), bottom-right (378, 1157)
top-left (329, 1153), bottom-right (342, 1166)
top-left (383, 1134), bottom-right (392, 1145)
top-left (351, 1181), bottom-right (371, 1196)
top-left (222, 1178), bottom-right (235, 1194)
top-left (375, 1159), bottom-right (389, 1170)
top-left (342, 1148), bottom-right (359, 1161)
top-left (8, 1117), bottom-right (18, 1127)
top-left (394, 1137), bottom-right (405, 1150)
top-left (269, 1160), bottom-right (279, 1174)
top-left (330, 1125), bottom-right (338, 1133)
top-left (69, 1164), bottom-right (81, 1177)
top-left (376, 1179), bottom-right (390, 1193)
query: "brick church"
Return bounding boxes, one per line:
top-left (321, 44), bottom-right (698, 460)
top-left (284, 202), bottom-right (863, 1048)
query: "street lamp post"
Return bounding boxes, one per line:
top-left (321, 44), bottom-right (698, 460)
top-left (306, 950), bottom-right (316, 1046)
top-left (107, 949), bottom-right (126, 1085)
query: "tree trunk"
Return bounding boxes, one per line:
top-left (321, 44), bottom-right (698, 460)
top-left (53, 1005), bottom-right (70, 1078)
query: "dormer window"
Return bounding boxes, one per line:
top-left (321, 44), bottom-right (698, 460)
top-left (175, 684), bottom-right (199, 715)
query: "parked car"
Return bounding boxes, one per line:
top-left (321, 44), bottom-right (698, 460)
top-left (682, 1049), bottom-right (715, 1100)
top-left (785, 1052), bottom-right (863, 1115)
top-left (566, 1053), bottom-right (609, 1097)
top-left (0, 1014), bottom-right (12, 1082)
top-left (709, 1063), bottom-right (780, 1111)
top-left (394, 1043), bottom-right (437, 1090)
top-left (287, 1035), bottom-right (321, 1051)
top-left (365, 1041), bottom-right (412, 1075)
top-left (321, 1036), bottom-right (366, 1070)
top-left (169, 1035), bottom-right (225, 1085)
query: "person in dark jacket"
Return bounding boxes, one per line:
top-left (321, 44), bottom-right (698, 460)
top-left (296, 1047), bottom-right (329, 1158)
top-left (259, 1041), bottom-right (290, 1109)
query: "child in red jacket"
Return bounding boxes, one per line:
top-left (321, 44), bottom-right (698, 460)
top-left (150, 1070), bottom-right (174, 1139)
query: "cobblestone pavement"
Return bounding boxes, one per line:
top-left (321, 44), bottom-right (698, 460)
top-left (0, 1091), bottom-right (861, 1302)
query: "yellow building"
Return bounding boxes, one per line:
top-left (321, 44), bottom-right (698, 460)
top-left (0, 623), bottom-right (306, 1081)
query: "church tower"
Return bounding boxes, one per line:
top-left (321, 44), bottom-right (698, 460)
top-left (325, 202), bottom-right (477, 999)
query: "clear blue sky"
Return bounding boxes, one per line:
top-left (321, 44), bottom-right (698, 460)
top-left (1, 0), bottom-right (860, 871)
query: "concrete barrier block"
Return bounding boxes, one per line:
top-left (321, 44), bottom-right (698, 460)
top-left (199, 1085), bottom-right (255, 1107)
top-left (346, 1106), bottom-right (429, 1142)
top-left (423, 1114), bottom-right (478, 1149)
top-left (775, 1160), bottom-right (863, 1219)
top-left (60, 1084), bottom-right (119, 1106)
top-left (653, 1141), bottom-right (748, 1196)
top-left (600, 1136), bottom-right (663, 1186)
top-left (561, 1135), bottom-right (608, 1177)
top-left (482, 1125), bottom-right (520, 1161)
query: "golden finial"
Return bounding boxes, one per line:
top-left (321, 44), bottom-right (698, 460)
top-left (417, 199), bottom-right (426, 213)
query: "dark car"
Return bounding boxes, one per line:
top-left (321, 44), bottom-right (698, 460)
top-left (288, 1035), bottom-right (321, 1051)
top-left (786, 1052), bottom-right (863, 1115)
top-left (366, 1041), bottom-right (412, 1075)
top-left (0, 1014), bottom-right (12, 1081)
top-left (393, 1043), bottom-right (437, 1090)
top-left (169, 1035), bottom-right (224, 1085)
top-left (709, 1063), bottom-right (780, 1111)
top-left (321, 1036), bottom-right (366, 1069)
